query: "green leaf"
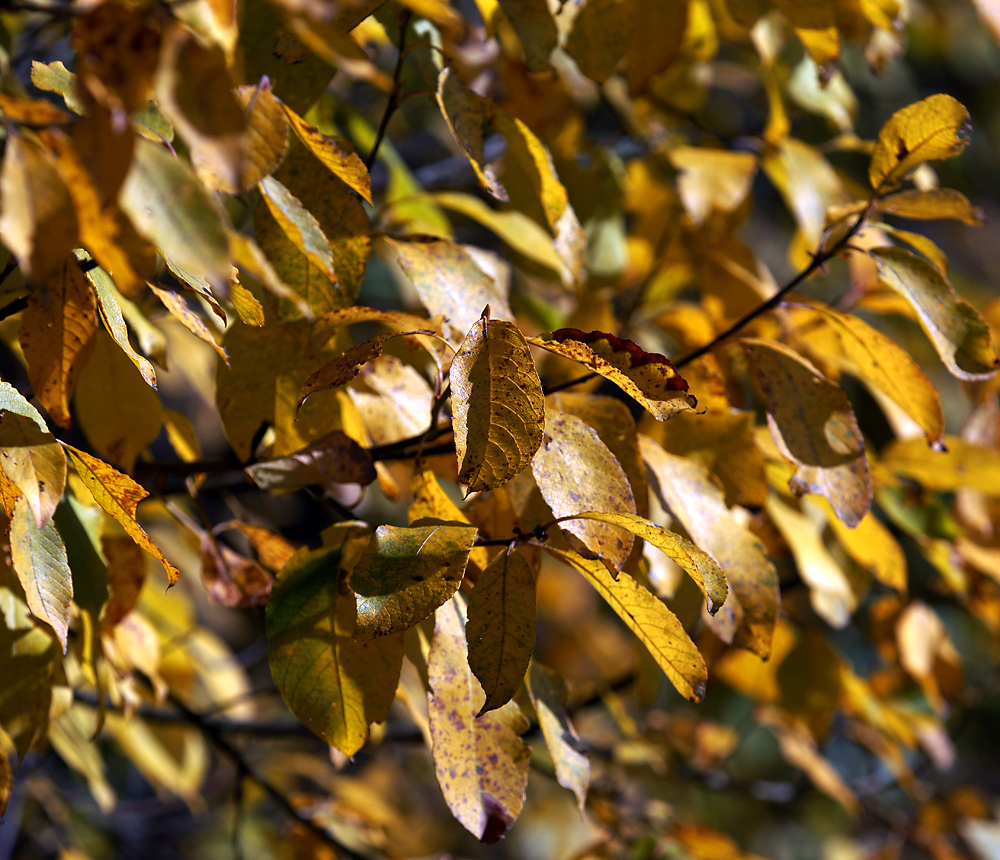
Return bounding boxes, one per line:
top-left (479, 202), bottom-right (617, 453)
top-left (427, 597), bottom-right (530, 844)
top-left (259, 175), bottom-right (338, 284)
top-left (0, 411), bottom-right (67, 531)
top-left (267, 543), bottom-right (404, 756)
top-left (869, 94), bottom-right (971, 191)
top-left (349, 524), bottom-right (478, 640)
top-left (467, 545), bottom-right (537, 716)
top-left (532, 410), bottom-right (636, 575)
top-left (10, 496), bottom-right (73, 652)
top-left (870, 246), bottom-right (1000, 381)
top-left (451, 313), bottom-right (545, 493)
top-left (743, 338), bottom-right (872, 528)
top-left (550, 548), bottom-right (707, 701)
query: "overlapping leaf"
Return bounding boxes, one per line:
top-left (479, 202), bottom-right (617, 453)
top-left (0, 412), bottom-right (67, 532)
top-left (246, 431), bottom-right (376, 490)
top-left (281, 104), bottom-right (370, 204)
top-left (259, 175), bottom-right (338, 284)
top-left (527, 662), bottom-right (589, 810)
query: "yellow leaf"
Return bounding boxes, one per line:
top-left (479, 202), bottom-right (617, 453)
top-left (743, 338), bottom-right (872, 528)
top-left (18, 259), bottom-right (98, 428)
top-left (148, 282), bottom-right (227, 364)
top-left (281, 104), bottom-right (371, 204)
top-left (669, 146), bottom-right (758, 225)
top-left (347, 355), bottom-right (435, 448)
top-left (0, 135), bottom-right (78, 282)
top-left (267, 543), bottom-right (404, 755)
top-left (532, 410), bottom-right (635, 575)
top-left (877, 188), bottom-right (985, 225)
top-left (384, 236), bottom-right (513, 341)
top-left (467, 545), bottom-right (537, 715)
top-left (530, 330), bottom-right (696, 421)
top-left (0, 471), bottom-right (21, 521)
top-left (623, 0), bottom-right (687, 92)
top-left (824, 503), bottom-right (907, 593)
top-left (896, 601), bottom-right (961, 712)
top-left (565, 0), bottom-right (628, 83)
top-left (246, 431), bottom-right (376, 490)
top-left (527, 661), bottom-right (590, 811)
top-left (227, 229), bottom-right (306, 315)
top-left (30, 60), bottom-right (85, 115)
top-left (228, 280), bottom-right (265, 326)
top-left (64, 444), bottom-right (179, 586)
top-left (870, 247), bottom-right (999, 381)
top-left (497, 0), bottom-right (558, 71)
top-left (410, 468), bottom-right (489, 573)
top-left (793, 305), bottom-right (945, 447)
top-left (869, 94), bottom-right (972, 191)
top-left (0, 412), bottom-right (67, 532)
top-left (349, 524), bottom-right (478, 640)
top-left (878, 223), bottom-right (950, 275)
top-left (714, 620), bottom-right (798, 703)
top-left (310, 305), bottom-right (451, 367)
top-left (259, 175), bottom-right (338, 284)
top-left (232, 85), bottom-right (290, 192)
top-left (427, 596), bottom-right (530, 843)
top-left (10, 496), bottom-right (72, 652)
top-left (551, 548), bottom-right (707, 701)
top-left (0, 93), bottom-right (71, 126)
top-left (640, 435), bottom-right (779, 658)
top-left (880, 436), bottom-right (1000, 495)
top-left (451, 314), bottom-right (544, 493)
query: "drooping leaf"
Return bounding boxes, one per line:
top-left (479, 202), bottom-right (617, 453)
top-left (870, 246), bottom-right (999, 381)
top-left (527, 661), bottom-right (590, 810)
top-left (64, 445), bottom-right (179, 586)
top-left (451, 313), bottom-right (545, 493)
top-left (85, 261), bottom-right (157, 388)
top-left (19, 259), bottom-right (98, 428)
top-left (531, 410), bottom-right (636, 575)
top-left (259, 175), bottom-right (338, 284)
top-left (148, 282), bottom-right (227, 363)
top-left (467, 545), bottom-right (537, 716)
top-left (10, 496), bottom-right (72, 652)
top-left (0, 411), bottom-right (67, 532)
top-left (496, 0), bottom-right (558, 70)
top-left (427, 597), bottom-right (531, 844)
top-left (565, 0), bottom-right (628, 84)
top-left (529, 329), bottom-right (696, 421)
top-left (743, 338), bottom-right (873, 528)
top-left (228, 229), bottom-right (307, 315)
top-left (349, 524), bottom-right (478, 640)
top-left (267, 542), bottom-right (404, 755)
top-left (551, 548), bottom-right (707, 701)
top-left (869, 94), bottom-right (972, 191)
top-left (792, 305), bottom-right (945, 447)
top-left (640, 435), bottom-right (779, 658)
top-left (880, 436), bottom-right (1000, 495)
top-left (246, 431), bottom-right (376, 490)
top-left (564, 511), bottom-right (728, 614)
top-left (281, 104), bottom-right (371, 204)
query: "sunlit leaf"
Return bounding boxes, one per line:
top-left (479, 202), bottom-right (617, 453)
top-left (0, 411), bottom-right (67, 532)
top-left (877, 188), bottom-right (985, 225)
top-left (880, 436), bottom-right (1000, 494)
top-left (267, 543), bottom-right (404, 754)
top-left (259, 175), bottom-right (338, 284)
top-left (824, 503), bottom-right (907, 593)
top-left (427, 597), bottom-right (530, 843)
top-left (281, 104), bottom-right (371, 204)
top-left (870, 246), bottom-right (999, 381)
top-left (349, 524), bottom-right (478, 640)
top-left (669, 146), bottom-right (758, 225)
top-left (246, 431), bottom-right (376, 490)
top-left (148, 282), bottom-right (227, 363)
top-left (31, 60), bottom-right (85, 115)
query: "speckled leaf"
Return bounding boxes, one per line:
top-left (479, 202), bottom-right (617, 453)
top-left (531, 411), bottom-right (635, 575)
top-left (10, 496), bottom-right (72, 652)
top-left (427, 597), bottom-right (531, 843)
top-left (530, 329), bottom-right (696, 420)
top-left (467, 545), bottom-right (537, 715)
top-left (267, 544), bottom-right (404, 755)
top-left (349, 524), bottom-right (478, 640)
top-left (551, 548), bottom-right (707, 701)
top-left (0, 411), bottom-right (67, 532)
top-left (869, 94), bottom-right (971, 191)
top-left (451, 314), bottom-right (544, 493)
top-left (281, 104), bottom-right (370, 204)
top-left (870, 247), bottom-right (999, 381)
top-left (743, 338), bottom-right (872, 528)
top-left (260, 175), bottom-right (338, 284)
top-left (247, 431), bottom-right (376, 490)
top-left (527, 662), bottom-right (589, 810)
top-left (231, 85), bottom-right (290, 192)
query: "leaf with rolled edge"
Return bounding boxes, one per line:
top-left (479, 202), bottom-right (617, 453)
top-left (870, 247), bottom-right (999, 381)
top-left (869, 94), bottom-right (971, 191)
top-left (298, 329), bottom-right (435, 409)
top-left (532, 410), bottom-right (635, 575)
top-left (428, 596), bottom-right (531, 844)
top-left (451, 312), bottom-right (545, 493)
top-left (529, 329), bottom-right (696, 420)
top-left (259, 175), bottom-right (338, 285)
top-left (281, 104), bottom-right (371, 204)
top-left (564, 511), bottom-right (728, 615)
top-left (246, 431), bottom-right (376, 490)
top-left (10, 496), bottom-right (72, 652)
top-left (64, 445), bottom-right (179, 586)
top-left (467, 545), bottom-right (537, 716)
top-left (548, 547), bottom-right (707, 701)
top-left (0, 411), bottom-right (67, 531)
top-left (267, 543), bottom-right (405, 755)
top-left (743, 339), bottom-right (872, 528)
top-left (349, 524), bottom-right (478, 640)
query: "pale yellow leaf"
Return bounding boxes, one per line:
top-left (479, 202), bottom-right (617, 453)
top-left (0, 412), bottom-right (67, 532)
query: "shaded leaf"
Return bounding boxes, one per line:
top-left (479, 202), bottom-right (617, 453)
top-left (64, 445), bottom-right (179, 586)
top-left (427, 597), bottom-right (530, 843)
top-left (869, 94), bottom-right (972, 191)
top-left (281, 104), bottom-right (371, 204)
top-left (624, 0), bottom-right (687, 93)
top-left (410, 468), bottom-right (490, 574)
top-left (267, 542), bottom-right (404, 755)
top-left (565, 0), bottom-right (628, 84)
top-left (530, 329), bottom-right (696, 420)
top-left (497, 0), bottom-right (558, 71)
top-left (0, 93), bottom-right (71, 127)
top-left (532, 410), bottom-right (635, 575)
top-left (743, 338), bottom-right (872, 528)
top-left (551, 548), bottom-right (707, 701)
top-left (10, 496), bottom-right (72, 652)
top-left (259, 175), bottom-right (338, 284)
top-left (870, 246), bottom-right (999, 381)
top-left (0, 412), bottom-right (67, 532)
top-left (246, 431), bottom-right (376, 490)
top-left (467, 545), bottom-right (537, 715)
top-left (451, 313), bottom-right (545, 493)
top-left (349, 524), bottom-right (478, 640)
top-left (200, 536), bottom-right (272, 608)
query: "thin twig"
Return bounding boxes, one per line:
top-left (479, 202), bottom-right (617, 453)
top-left (0, 258), bottom-right (20, 289)
top-left (364, 7), bottom-right (413, 171)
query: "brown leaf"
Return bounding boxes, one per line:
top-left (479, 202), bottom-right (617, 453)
top-left (246, 431), bottom-right (376, 490)
top-left (200, 536), bottom-right (273, 608)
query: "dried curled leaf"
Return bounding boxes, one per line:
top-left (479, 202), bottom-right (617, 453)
top-left (451, 314), bottom-right (544, 493)
top-left (530, 329), bottom-right (696, 421)
top-left (246, 431), bottom-right (376, 490)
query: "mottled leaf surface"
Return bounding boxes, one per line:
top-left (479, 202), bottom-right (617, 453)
top-left (0, 411), bottom-right (66, 531)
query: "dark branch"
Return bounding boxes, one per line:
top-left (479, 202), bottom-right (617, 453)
top-left (364, 7), bottom-right (413, 171)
